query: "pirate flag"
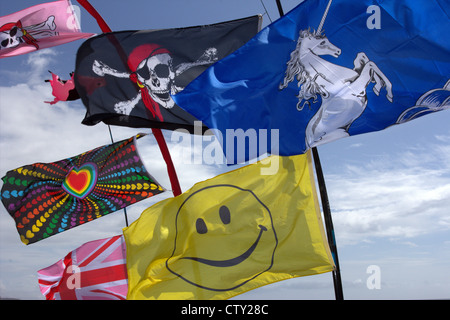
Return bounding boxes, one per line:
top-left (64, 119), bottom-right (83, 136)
top-left (0, 0), bottom-right (94, 58)
top-left (74, 15), bottom-right (261, 134)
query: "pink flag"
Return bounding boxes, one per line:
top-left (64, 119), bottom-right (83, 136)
top-left (0, 0), bottom-right (94, 58)
top-left (37, 235), bottom-right (128, 300)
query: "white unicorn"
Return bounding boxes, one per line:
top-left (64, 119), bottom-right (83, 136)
top-left (279, 27), bottom-right (393, 148)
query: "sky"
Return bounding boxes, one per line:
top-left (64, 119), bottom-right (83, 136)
top-left (0, 0), bottom-right (449, 300)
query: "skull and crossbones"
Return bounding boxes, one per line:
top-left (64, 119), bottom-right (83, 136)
top-left (92, 44), bottom-right (218, 120)
top-left (0, 16), bottom-right (57, 50)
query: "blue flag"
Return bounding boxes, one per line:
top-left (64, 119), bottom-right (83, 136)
top-left (173, 0), bottom-right (450, 163)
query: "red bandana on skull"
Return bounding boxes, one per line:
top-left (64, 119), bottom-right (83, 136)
top-left (127, 44), bottom-right (170, 121)
top-left (0, 20), bottom-right (38, 49)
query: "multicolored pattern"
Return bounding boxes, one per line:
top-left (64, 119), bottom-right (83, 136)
top-left (62, 163), bottom-right (98, 199)
top-left (0, 134), bottom-right (165, 245)
top-left (38, 235), bottom-right (128, 300)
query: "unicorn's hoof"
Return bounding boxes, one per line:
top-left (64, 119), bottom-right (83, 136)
top-left (386, 93), bottom-right (393, 102)
top-left (373, 86), bottom-right (380, 96)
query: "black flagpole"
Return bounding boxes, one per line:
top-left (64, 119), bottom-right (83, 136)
top-left (312, 148), bottom-right (344, 300)
top-left (275, 0), bottom-right (285, 16)
top-left (275, 0), bottom-right (344, 300)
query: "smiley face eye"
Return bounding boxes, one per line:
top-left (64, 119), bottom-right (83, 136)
top-left (196, 206), bottom-right (230, 234)
top-left (196, 218), bottom-right (207, 234)
top-left (219, 206), bottom-right (231, 225)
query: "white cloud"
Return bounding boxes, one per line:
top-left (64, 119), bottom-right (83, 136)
top-left (325, 141), bottom-right (450, 245)
top-left (435, 134), bottom-right (450, 143)
top-left (348, 143), bottom-right (363, 148)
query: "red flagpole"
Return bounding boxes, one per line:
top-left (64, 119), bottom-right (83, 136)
top-left (77, 0), bottom-right (112, 32)
top-left (76, 0), bottom-right (182, 197)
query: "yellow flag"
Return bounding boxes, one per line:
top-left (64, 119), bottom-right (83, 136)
top-left (123, 152), bottom-right (334, 300)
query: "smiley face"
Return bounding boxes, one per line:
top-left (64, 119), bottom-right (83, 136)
top-left (165, 184), bottom-right (277, 291)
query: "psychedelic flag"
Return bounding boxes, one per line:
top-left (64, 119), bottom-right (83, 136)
top-left (74, 15), bottom-right (261, 134)
top-left (0, 0), bottom-right (94, 58)
top-left (124, 152), bottom-right (335, 300)
top-left (38, 235), bottom-right (128, 300)
top-left (172, 0), bottom-right (450, 163)
top-left (0, 134), bottom-right (165, 245)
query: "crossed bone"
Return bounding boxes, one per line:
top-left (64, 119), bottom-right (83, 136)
top-left (91, 47), bottom-right (218, 115)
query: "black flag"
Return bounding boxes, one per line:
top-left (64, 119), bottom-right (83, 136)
top-left (74, 16), bottom-right (261, 133)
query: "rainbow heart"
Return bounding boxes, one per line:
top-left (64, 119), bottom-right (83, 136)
top-left (62, 163), bottom-right (98, 199)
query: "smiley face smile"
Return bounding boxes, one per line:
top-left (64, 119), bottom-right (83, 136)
top-left (180, 224), bottom-right (267, 267)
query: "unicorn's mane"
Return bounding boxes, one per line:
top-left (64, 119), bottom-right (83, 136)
top-left (279, 29), bottom-right (327, 105)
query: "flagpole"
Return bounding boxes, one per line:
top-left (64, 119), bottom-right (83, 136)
top-left (275, 0), bottom-right (285, 16)
top-left (275, 0), bottom-right (344, 300)
top-left (77, 0), bottom-right (182, 199)
top-left (311, 147), bottom-right (344, 300)
top-left (106, 124), bottom-right (129, 227)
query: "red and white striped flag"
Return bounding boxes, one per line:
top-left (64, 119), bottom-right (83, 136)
top-left (0, 0), bottom-right (94, 58)
top-left (37, 235), bottom-right (128, 300)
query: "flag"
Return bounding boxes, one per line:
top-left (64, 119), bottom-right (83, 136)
top-left (172, 0), bottom-right (450, 163)
top-left (74, 15), bottom-right (261, 134)
top-left (0, 134), bottom-right (165, 245)
top-left (0, 0), bottom-right (94, 58)
top-left (44, 71), bottom-right (80, 105)
top-left (124, 152), bottom-right (335, 300)
top-left (38, 235), bottom-right (128, 300)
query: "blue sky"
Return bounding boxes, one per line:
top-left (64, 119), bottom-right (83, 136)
top-left (0, 0), bottom-right (449, 300)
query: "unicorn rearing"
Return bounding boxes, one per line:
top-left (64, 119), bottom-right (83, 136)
top-left (279, 29), bottom-right (393, 148)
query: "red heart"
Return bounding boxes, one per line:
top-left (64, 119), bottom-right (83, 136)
top-left (62, 164), bottom-right (97, 199)
top-left (66, 170), bottom-right (89, 193)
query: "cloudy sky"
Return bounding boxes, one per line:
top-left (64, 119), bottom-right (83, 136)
top-left (0, 0), bottom-right (449, 300)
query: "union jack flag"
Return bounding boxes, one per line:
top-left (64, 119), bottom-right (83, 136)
top-left (37, 235), bottom-right (128, 300)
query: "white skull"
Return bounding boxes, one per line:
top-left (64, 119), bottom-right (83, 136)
top-left (0, 26), bottom-right (24, 49)
top-left (135, 53), bottom-right (176, 109)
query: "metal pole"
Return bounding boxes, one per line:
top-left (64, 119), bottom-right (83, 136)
top-left (275, 0), bottom-right (285, 16)
top-left (312, 147), bottom-right (344, 300)
top-left (275, 0), bottom-right (344, 300)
